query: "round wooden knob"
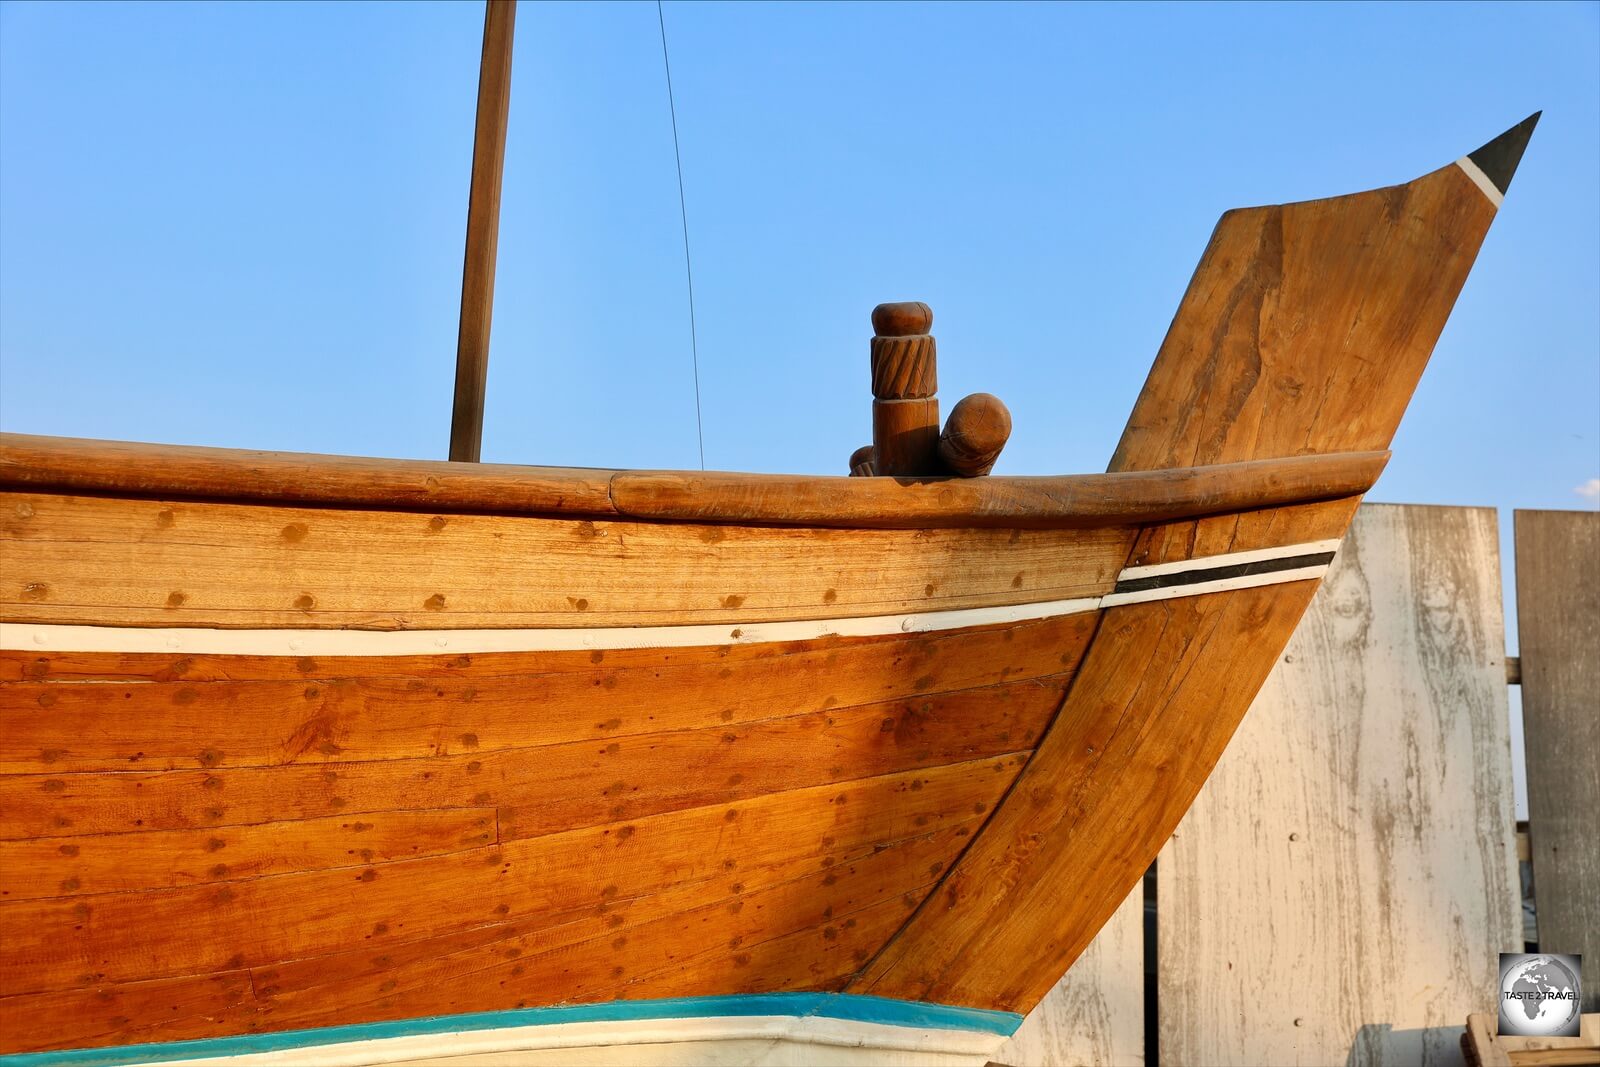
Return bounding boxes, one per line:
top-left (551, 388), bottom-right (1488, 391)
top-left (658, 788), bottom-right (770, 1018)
top-left (871, 301), bottom-right (933, 337)
top-left (939, 393), bottom-right (1012, 477)
top-left (847, 444), bottom-right (877, 477)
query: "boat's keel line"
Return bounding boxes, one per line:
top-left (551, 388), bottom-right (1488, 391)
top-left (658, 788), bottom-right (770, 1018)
top-left (0, 539), bottom-right (1339, 656)
top-left (0, 994), bottom-right (1020, 1067)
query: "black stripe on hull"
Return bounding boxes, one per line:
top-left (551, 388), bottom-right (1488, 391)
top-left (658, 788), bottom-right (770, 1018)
top-left (1112, 551), bottom-right (1338, 596)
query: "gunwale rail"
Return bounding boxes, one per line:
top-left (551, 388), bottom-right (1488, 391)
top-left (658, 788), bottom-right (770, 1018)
top-left (0, 433), bottom-right (1386, 530)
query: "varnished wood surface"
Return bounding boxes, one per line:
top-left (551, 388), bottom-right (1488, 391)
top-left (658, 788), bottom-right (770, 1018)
top-left (0, 627), bottom-right (1039, 1054)
top-left (0, 433), bottom-right (621, 517)
top-left (1515, 509), bottom-right (1599, 1013)
top-left (0, 604), bottom-right (1068, 1052)
top-left (448, 0), bottom-right (516, 464)
top-left (1160, 505), bottom-right (1519, 1066)
top-left (1111, 161), bottom-right (1496, 472)
top-left (610, 452), bottom-right (1386, 528)
top-left (0, 128), bottom-right (1526, 1053)
top-left (939, 393), bottom-right (1011, 477)
top-left (1, 491), bottom-right (1131, 629)
top-left (850, 497), bottom-right (1359, 1011)
top-left (995, 885), bottom-right (1144, 1067)
top-left (0, 433), bottom-right (1388, 529)
top-left (851, 132), bottom-right (1521, 1015)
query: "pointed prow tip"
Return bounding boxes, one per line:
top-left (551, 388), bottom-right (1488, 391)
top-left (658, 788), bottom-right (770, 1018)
top-left (1465, 112), bottom-right (1541, 197)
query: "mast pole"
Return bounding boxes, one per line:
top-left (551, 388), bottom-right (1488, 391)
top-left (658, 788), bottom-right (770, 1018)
top-left (449, 0), bottom-right (516, 463)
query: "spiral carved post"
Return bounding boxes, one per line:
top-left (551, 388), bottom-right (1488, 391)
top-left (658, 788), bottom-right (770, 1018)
top-left (869, 301), bottom-right (940, 477)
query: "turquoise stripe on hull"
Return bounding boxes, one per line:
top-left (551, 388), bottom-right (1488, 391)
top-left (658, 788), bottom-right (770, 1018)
top-left (0, 992), bottom-right (1023, 1066)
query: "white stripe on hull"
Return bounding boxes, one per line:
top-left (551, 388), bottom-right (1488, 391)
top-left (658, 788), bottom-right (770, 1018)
top-left (1456, 156), bottom-right (1505, 207)
top-left (0, 538), bottom-right (1340, 656)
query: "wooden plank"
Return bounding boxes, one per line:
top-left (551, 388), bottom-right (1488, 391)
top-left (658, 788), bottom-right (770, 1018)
top-left (252, 828), bottom-right (966, 1036)
top-left (0, 824), bottom-right (977, 1052)
top-left (0, 969), bottom-right (256, 1055)
top-left (0, 752), bottom-right (1024, 998)
top-left (448, 0), bottom-right (516, 464)
top-left (1515, 509), bottom-right (1599, 1012)
top-left (0, 491), bottom-right (1133, 629)
top-left (0, 432), bottom-right (1387, 530)
top-left (1158, 504), bottom-right (1520, 1065)
top-left (610, 452), bottom-right (1386, 528)
top-left (1110, 160), bottom-right (1499, 472)
top-left (0, 607), bottom-right (1094, 683)
top-left (0, 433), bottom-right (618, 517)
top-left (849, 496), bottom-right (1356, 1012)
top-left (995, 884), bottom-right (1144, 1067)
top-left (0, 678), bottom-right (1062, 842)
top-left (1468, 1015), bottom-right (1600, 1067)
top-left (0, 614), bottom-right (1094, 774)
top-left (0, 808), bottom-right (496, 900)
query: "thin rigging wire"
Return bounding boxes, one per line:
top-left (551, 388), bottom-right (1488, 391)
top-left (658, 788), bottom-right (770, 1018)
top-left (657, 0), bottom-right (706, 470)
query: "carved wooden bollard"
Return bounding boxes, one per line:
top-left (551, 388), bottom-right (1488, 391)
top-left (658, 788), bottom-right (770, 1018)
top-left (848, 301), bottom-right (1010, 477)
top-left (868, 301), bottom-right (940, 477)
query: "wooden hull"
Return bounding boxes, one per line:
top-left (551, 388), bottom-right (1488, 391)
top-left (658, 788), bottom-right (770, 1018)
top-left (0, 118), bottom-right (1533, 1063)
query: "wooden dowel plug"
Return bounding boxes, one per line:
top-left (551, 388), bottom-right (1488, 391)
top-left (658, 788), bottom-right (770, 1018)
top-left (870, 301), bottom-right (940, 476)
top-left (939, 392), bottom-right (1012, 477)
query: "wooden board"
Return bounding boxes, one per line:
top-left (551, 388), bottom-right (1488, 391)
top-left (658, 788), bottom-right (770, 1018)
top-left (850, 497), bottom-right (1356, 1011)
top-left (0, 491), bottom-right (1132, 629)
top-left (0, 753), bottom-right (1024, 1050)
top-left (995, 885), bottom-right (1144, 1067)
top-left (1110, 161), bottom-right (1497, 471)
top-left (1158, 504), bottom-right (1521, 1066)
top-left (1515, 509), bottom-right (1600, 1012)
top-left (0, 433), bottom-right (1387, 531)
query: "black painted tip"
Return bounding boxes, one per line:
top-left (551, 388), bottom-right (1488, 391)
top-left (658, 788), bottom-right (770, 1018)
top-left (1467, 112), bottom-right (1541, 195)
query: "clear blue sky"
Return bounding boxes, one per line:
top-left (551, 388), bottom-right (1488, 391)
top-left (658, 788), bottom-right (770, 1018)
top-left (2, 0), bottom-right (1595, 494)
top-left (0, 1), bottom-right (1595, 810)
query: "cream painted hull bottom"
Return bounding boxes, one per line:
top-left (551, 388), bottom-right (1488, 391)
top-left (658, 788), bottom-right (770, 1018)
top-left (156, 1027), bottom-right (998, 1067)
top-left (16, 996), bottom-right (1016, 1067)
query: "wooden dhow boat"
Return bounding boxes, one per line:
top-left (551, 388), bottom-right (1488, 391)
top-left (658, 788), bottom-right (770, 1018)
top-left (0, 13), bottom-right (1538, 1062)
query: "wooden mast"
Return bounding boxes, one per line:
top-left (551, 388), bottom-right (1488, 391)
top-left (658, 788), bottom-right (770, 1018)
top-left (448, 0), bottom-right (517, 463)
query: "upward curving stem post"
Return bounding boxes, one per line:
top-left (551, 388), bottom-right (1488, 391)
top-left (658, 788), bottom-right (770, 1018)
top-left (449, 0), bottom-right (517, 463)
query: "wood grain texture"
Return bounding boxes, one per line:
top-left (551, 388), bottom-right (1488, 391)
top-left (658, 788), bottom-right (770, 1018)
top-left (1158, 504), bottom-right (1520, 1066)
top-left (0, 808), bottom-right (497, 900)
top-left (1464, 1014), bottom-right (1600, 1067)
top-left (1515, 509), bottom-right (1599, 1012)
top-left (0, 676), bottom-right (1067, 842)
top-left (1111, 161), bottom-right (1496, 472)
top-left (0, 434), bottom-right (620, 516)
top-left (0, 491), bottom-right (1131, 629)
top-left (995, 884), bottom-right (1144, 1067)
top-left (0, 433), bottom-right (1388, 530)
top-left (0, 753), bottom-right (1022, 1002)
top-left (939, 393), bottom-right (1011, 478)
top-left (612, 452), bottom-right (1386, 529)
top-left (0, 617), bottom-right (1093, 774)
top-left (872, 398), bottom-right (942, 477)
top-left (853, 578), bottom-right (1321, 1011)
top-left (849, 498), bottom-right (1358, 1012)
